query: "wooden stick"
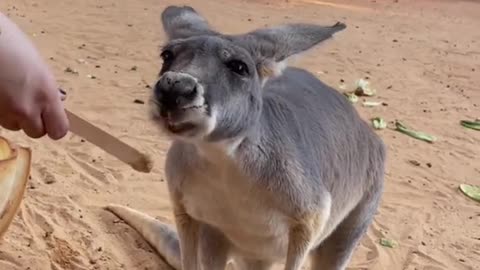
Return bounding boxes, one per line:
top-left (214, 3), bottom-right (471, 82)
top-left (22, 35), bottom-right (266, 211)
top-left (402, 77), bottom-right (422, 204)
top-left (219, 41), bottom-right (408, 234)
top-left (65, 109), bottom-right (153, 173)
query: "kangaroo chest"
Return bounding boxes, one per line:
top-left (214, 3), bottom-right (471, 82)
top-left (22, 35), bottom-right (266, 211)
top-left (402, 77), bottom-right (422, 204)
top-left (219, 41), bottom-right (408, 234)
top-left (180, 158), bottom-right (290, 259)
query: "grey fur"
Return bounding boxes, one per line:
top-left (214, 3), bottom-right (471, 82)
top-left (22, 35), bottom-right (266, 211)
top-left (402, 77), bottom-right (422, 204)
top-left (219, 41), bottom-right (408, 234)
top-left (107, 5), bottom-right (385, 270)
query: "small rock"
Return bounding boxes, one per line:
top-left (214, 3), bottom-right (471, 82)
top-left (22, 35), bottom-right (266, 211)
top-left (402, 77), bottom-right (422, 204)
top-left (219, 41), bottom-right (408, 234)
top-left (145, 84), bottom-right (151, 89)
top-left (131, 66), bottom-right (138, 71)
top-left (45, 176), bottom-right (56, 184)
top-left (393, 39), bottom-right (398, 43)
top-left (409, 160), bottom-right (421, 166)
top-left (426, 163), bottom-right (432, 168)
top-left (421, 241), bottom-right (426, 246)
top-left (95, 65), bottom-right (101, 68)
top-left (97, 247), bottom-right (103, 252)
top-left (134, 99), bottom-right (145, 104)
top-left (81, 139), bottom-right (86, 143)
top-left (340, 79), bottom-right (345, 83)
top-left (247, 18), bottom-right (252, 22)
top-left (64, 67), bottom-right (78, 75)
top-left (382, 102), bottom-right (388, 106)
top-left (459, 258), bottom-right (465, 263)
top-left (89, 258), bottom-right (97, 265)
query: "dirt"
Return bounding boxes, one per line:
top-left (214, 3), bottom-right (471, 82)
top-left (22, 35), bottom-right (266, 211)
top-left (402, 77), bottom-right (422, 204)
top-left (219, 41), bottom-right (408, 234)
top-left (0, 0), bottom-right (479, 269)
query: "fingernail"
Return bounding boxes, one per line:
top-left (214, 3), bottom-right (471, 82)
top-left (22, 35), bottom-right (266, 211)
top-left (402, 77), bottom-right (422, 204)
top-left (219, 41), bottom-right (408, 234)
top-left (58, 88), bottom-right (67, 101)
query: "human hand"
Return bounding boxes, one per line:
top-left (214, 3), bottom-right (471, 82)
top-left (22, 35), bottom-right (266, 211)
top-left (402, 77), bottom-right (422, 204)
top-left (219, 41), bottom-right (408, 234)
top-left (0, 12), bottom-right (69, 140)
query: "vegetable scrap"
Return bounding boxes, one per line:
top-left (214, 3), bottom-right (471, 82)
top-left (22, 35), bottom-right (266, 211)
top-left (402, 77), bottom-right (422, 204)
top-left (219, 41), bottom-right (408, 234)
top-left (460, 120), bottom-right (480, 131)
top-left (459, 184), bottom-right (480, 203)
top-left (344, 92), bottom-right (359, 103)
top-left (379, 238), bottom-right (398, 248)
top-left (363, 101), bottom-right (383, 107)
top-left (372, 117), bottom-right (387, 130)
top-left (394, 121), bottom-right (436, 143)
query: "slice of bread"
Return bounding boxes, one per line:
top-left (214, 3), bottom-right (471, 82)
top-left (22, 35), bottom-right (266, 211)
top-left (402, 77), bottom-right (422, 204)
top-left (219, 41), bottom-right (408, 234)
top-left (0, 136), bottom-right (31, 239)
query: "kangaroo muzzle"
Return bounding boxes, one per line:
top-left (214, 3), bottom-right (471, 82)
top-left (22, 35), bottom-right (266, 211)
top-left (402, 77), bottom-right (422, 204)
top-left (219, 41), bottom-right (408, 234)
top-left (154, 71), bottom-right (200, 112)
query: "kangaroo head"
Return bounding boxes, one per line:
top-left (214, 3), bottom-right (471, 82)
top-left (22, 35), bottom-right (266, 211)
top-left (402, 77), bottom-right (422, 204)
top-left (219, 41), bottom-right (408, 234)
top-left (150, 5), bottom-right (346, 142)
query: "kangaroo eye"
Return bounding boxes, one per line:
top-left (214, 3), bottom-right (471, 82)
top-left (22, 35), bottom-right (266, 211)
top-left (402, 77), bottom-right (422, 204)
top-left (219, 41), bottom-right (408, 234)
top-left (161, 50), bottom-right (174, 63)
top-left (226, 60), bottom-right (249, 76)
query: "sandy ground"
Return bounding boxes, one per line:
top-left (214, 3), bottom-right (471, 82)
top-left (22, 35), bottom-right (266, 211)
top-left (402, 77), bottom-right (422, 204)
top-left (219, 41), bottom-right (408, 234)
top-left (0, 0), bottom-right (479, 269)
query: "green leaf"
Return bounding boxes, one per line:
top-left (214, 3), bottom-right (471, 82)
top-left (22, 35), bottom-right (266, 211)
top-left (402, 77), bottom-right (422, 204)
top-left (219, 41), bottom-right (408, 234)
top-left (363, 101), bottom-right (383, 107)
top-left (372, 117), bottom-right (387, 130)
top-left (459, 184), bottom-right (480, 202)
top-left (379, 238), bottom-right (398, 248)
top-left (395, 121), bottom-right (436, 143)
top-left (460, 120), bottom-right (480, 131)
top-left (354, 78), bottom-right (376, 97)
top-left (344, 92), bottom-right (359, 103)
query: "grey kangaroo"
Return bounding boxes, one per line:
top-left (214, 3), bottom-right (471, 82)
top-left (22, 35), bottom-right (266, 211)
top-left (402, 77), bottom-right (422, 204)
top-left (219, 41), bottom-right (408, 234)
top-left (107, 5), bottom-right (386, 270)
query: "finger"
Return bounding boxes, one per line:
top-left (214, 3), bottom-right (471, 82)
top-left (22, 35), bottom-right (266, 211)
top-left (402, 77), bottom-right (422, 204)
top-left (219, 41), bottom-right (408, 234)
top-left (20, 113), bottom-right (46, 139)
top-left (0, 118), bottom-right (21, 131)
top-left (42, 101), bottom-right (69, 140)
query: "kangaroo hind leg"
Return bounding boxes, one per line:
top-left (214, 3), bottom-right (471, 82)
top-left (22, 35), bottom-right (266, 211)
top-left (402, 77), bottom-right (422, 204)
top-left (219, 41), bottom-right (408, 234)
top-left (310, 191), bottom-right (382, 270)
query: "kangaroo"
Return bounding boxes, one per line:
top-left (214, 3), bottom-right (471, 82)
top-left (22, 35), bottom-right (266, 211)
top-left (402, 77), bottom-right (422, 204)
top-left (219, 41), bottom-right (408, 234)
top-left (106, 5), bottom-right (386, 270)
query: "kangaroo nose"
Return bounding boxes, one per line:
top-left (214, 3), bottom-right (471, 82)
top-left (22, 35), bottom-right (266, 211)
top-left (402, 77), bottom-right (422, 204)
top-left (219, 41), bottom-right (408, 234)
top-left (154, 72), bottom-right (198, 109)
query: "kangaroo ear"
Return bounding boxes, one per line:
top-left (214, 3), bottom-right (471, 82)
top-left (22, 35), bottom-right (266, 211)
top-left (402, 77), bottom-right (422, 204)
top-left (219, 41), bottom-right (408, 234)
top-left (238, 22), bottom-right (346, 79)
top-left (161, 6), bottom-right (218, 40)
